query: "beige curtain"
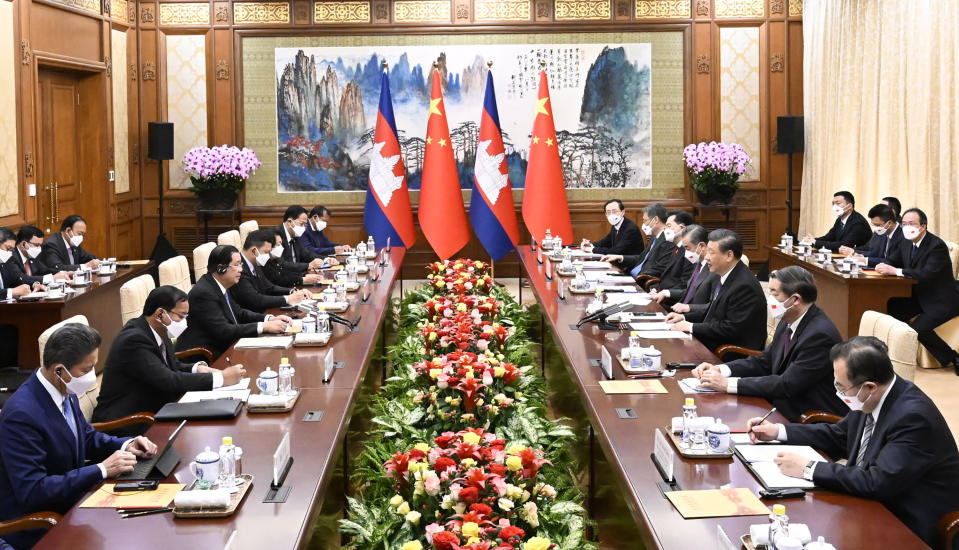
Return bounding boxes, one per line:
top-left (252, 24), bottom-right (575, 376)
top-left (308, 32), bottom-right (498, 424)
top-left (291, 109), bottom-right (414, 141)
top-left (801, 0), bottom-right (959, 244)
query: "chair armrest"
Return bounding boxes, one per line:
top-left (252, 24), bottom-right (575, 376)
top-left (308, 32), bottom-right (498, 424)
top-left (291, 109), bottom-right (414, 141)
top-left (798, 410), bottom-right (843, 425)
top-left (715, 345), bottom-right (763, 360)
top-left (633, 274), bottom-right (653, 286)
top-left (174, 347), bottom-right (214, 363)
top-left (642, 277), bottom-right (660, 291)
top-left (91, 412), bottom-right (156, 432)
top-left (938, 510), bottom-right (959, 550)
top-left (0, 511), bottom-right (61, 535)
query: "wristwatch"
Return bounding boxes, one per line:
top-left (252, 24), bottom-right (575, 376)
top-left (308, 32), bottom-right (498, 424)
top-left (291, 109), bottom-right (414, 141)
top-left (802, 460), bottom-right (817, 481)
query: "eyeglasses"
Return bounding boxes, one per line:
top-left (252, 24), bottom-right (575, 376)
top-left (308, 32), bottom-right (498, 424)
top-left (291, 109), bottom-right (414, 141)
top-left (833, 379), bottom-right (865, 395)
top-left (228, 263), bottom-right (242, 270)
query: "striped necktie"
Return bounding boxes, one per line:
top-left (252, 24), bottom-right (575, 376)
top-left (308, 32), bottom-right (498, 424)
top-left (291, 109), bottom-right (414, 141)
top-left (682, 265), bottom-right (703, 303)
top-left (855, 415), bottom-right (875, 466)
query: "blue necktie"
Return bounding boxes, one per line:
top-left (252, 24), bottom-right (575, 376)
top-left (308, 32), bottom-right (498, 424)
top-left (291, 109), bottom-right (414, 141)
top-left (62, 397), bottom-right (79, 442)
top-left (711, 280), bottom-right (723, 301)
top-left (631, 238), bottom-right (656, 276)
top-left (224, 292), bottom-right (238, 323)
top-left (911, 244), bottom-right (919, 263)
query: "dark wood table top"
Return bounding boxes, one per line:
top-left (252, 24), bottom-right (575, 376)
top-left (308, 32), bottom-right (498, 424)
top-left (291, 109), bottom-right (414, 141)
top-left (0, 262), bottom-right (154, 309)
top-left (767, 245), bottom-right (916, 288)
top-left (34, 250), bottom-right (405, 550)
top-left (518, 247), bottom-right (927, 550)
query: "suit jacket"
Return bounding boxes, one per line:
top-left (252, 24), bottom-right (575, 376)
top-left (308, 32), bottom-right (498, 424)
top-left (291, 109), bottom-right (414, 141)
top-left (0, 373), bottom-right (127, 549)
top-left (667, 261), bottom-right (717, 307)
top-left (262, 257), bottom-right (306, 288)
top-left (884, 231), bottom-right (959, 320)
top-left (39, 234), bottom-right (95, 272)
top-left (652, 243), bottom-right (694, 293)
top-left (814, 210), bottom-right (872, 252)
top-left (786, 377), bottom-right (959, 546)
top-left (618, 231), bottom-right (673, 277)
top-left (1, 250), bottom-right (49, 288)
top-left (592, 217), bottom-right (645, 256)
top-left (302, 224), bottom-right (341, 257)
top-left (275, 224), bottom-right (317, 271)
top-left (93, 318), bottom-right (213, 427)
top-left (856, 225), bottom-right (904, 267)
top-left (726, 304), bottom-right (846, 422)
top-left (174, 273), bottom-right (265, 358)
top-left (684, 261), bottom-right (767, 353)
top-left (229, 258), bottom-right (291, 313)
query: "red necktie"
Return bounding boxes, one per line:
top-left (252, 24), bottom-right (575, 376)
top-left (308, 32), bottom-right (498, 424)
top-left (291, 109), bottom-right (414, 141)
top-left (24, 258), bottom-right (31, 276)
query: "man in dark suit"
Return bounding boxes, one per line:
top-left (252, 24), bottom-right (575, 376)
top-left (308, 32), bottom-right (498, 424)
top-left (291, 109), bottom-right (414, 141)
top-left (876, 208), bottom-right (959, 372)
top-left (839, 204), bottom-right (903, 267)
top-left (0, 227), bottom-right (38, 301)
top-left (801, 190), bottom-right (872, 252)
top-left (749, 337), bottom-right (959, 548)
top-left (175, 245), bottom-right (291, 359)
top-left (276, 205), bottom-right (326, 273)
top-left (262, 229), bottom-right (325, 288)
top-left (692, 265), bottom-right (846, 421)
top-left (4, 226), bottom-right (71, 288)
top-left (666, 228), bottom-right (767, 354)
top-left (651, 224), bottom-right (718, 310)
top-left (93, 286), bottom-right (246, 432)
top-left (583, 199), bottom-right (645, 256)
top-left (647, 210), bottom-right (695, 292)
top-left (231, 229), bottom-right (311, 313)
top-left (0, 323), bottom-right (157, 550)
top-left (39, 215), bottom-right (100, 272)
top-left (601, 203), bottom-right (673, 278)
top-left (881, 195), bottom-right (902, 221)
top-left (302, 205), bottom-right (351, 257)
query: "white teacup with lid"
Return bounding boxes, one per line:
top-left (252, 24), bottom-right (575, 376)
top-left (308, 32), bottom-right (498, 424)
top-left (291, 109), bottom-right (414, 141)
top-left (189, 446), bottom-right (220, 487)
top-left (804, 536), bottom-right (836, 550)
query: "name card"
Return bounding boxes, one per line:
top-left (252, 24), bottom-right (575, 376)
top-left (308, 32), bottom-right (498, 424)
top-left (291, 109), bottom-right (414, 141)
top-left (600, 345), bottom-right (614, 380)
top-left (362, 279), bottom-right (371, 302)
top-left (545, 258), bottom-right (553, 280)
top-left (716, 526), bottom-right (737, 550)
top-left (323, 349), bottom-right (335, 383)
top-left (653, 428), bottom-right (676, 482)
top-left (273, 431), bottom-right (291, 487)
top-left (385, 236), bottom-right (391, 253)
top-left (537, 246), bottom-right (543, 264)
top-left (557, 278), bottom-right (566, 301)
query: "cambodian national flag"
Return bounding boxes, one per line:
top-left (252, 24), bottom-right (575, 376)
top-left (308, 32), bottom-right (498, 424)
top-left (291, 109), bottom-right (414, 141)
top-left (469, 71), bottom-right (519, 262)
top-left (364, 70), bottom-right (416, 249)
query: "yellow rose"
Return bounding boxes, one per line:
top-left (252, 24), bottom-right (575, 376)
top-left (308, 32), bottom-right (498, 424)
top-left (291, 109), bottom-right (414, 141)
top-left (461, 521), bottom-right (480, 538)
top-left (456, 303), bottom-right (468, 312)
top-left (436, 280), bottom-right (446, 288)
top-left (507, 444), bottom-right (526, 455)
top-left (405, 511), bottom-right (421, 524)
top-left (461, 458), bottom-right (476, 468)
top-left (414, 443), bottom-right (430, 454)
top-left (506, 455), bottom-right (523, 471)
top-left (429, 369), bottom-right (442, 379)
top-left (475, 261), bottom-right (484, 269)
top-left (390, 494), bottom-right (404, 507)
top-left (433, 357), bottom-right (444, 365)
top-left (493, 366), bottom-right (506, 378)
top-left (523, 537), bottom-right (551, 550)
top-left (401, 542), bottom-right (423, 550)
top-left (428, 332), bottom-right (438, 341)
top-left (461, 432), bottom-right (481, 445)
top-left (396, 501), bottom-right (411, 515)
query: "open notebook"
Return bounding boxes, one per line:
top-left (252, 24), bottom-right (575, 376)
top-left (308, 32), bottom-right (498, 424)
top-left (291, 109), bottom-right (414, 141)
top-left (735, 443), bottom-right (826, 489)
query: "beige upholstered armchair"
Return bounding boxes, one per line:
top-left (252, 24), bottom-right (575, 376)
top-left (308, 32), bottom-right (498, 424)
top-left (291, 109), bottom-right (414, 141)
top-left (859, 310), bottom-right (918, 381)
top-left (158, 255), bottom-right (191, 293)
top-left (192, 242), bottom-right (216, 281)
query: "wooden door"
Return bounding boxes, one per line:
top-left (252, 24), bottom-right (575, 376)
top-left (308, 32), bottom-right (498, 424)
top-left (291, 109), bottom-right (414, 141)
top-left (37, 70), bottom-right (83, 237)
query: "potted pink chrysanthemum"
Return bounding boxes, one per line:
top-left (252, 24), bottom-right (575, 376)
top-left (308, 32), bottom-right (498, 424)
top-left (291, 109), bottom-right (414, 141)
top-left (182, 145), bottom-right (261, 209)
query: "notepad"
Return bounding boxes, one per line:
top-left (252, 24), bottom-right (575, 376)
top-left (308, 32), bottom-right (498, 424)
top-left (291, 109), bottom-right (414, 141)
top-left (581, 261), bottom-right (613, 269)
top-left (179, 389), bottom-right (251, 404)
top-left (218, 377), bottom-right (251, 391)
top-left (637, 331), bottom-right (691, 340)
top-left (80, 483), bottom-right (184, 508)
top-left (603, 293), bottom-right (652, 305)
top-left (679, 378), bottom-right (719, 393)
top-left (598, 379), bottom-right (667, 394)
top-left (629, 322), bottom-right (675, 331)
top-left (234, 336), bottom-right (293, 349)
top-left (736, 444), bottom-right (825, 489)
top-left (665, 488), bottom-right (769, 519)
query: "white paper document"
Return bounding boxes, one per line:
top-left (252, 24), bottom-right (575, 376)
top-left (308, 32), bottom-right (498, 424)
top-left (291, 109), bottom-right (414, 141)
top-left (628, 312), bottom-right (667, 321)
top-left (679, 377), bottom-right (719, 392)
top-left (639, 331), bottom-right (691, 340)
top-left (179, 389), bottom-right (251, 403)
top-left (603, 293), bottom-right (651, 305)
top-left (583, 271), bottom-right (633, 282)
top-left (629, 322), bottom-right (675, 331)
top-left (737, 444), bottom-right (826, 489)
top-left (599, 285), bottom-right (638, 293)
top-left (234, 336), bottom-right (294, 349)
top-left (581, 261), bottom-right (613, 270)
top-left (218, 377), bottom-right (251, 391)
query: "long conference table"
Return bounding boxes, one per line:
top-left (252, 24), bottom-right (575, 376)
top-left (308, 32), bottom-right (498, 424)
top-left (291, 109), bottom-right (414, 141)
top-left (35, 249), bottom-right (405, 550)
top-left (517, 247), bottom-right (927, 549)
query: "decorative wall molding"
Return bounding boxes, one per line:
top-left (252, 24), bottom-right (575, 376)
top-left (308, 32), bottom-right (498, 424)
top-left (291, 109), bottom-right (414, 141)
top-left (615, 0), bottom-right (628, 18)
top-left (294, 0), bottom-right (309, 23)
top-left (159, 2), bottom-right (210, 25)
top-left (788, 0), bottom-right (801, 16)
top-left (770, 0), bottom-right (784, 14)
top-left (24, 153), bottom-right (33, 178)
top-left (473, 0), bottom-right (530, 21)
top-left (129, 62), bottom-right (137, 80)
top-left (555, 0), bottom-right (610, 20)
top-left (454, 0), bottom-right (469, 20)
top-left (52, 0), bottom-right (100, 14)
top-left (102, 0), bottom-right (110, 15)
top-left (214, 2), bottom-right (230, 21)
top-left (635, 0), bottom-right (690, 19)
top-left (141, 61), bottom-right (156, 80)
top-left (216, 59), bottom-right (230, 80)
top-left (393, 0), bottom-right (450, 22)
top-left (313, 1), bottom-right (371, 23)
top-left (140, 4), bottom-right (155, 22)
top-left (770, 52), bottom-right (784, 72)
top-left (695, 0), bottom-right (708, 16)
top-left (233, 2), bottom-right (290, 24)
top-left (535, 0), bottom-right (550, 19)
top-left (696, 54), bottom-right (709, 73)
top-left (373, 0), bottom-right (389, 21)
top-left (715, 0), bottom-right (763, 17)
top-left (127, 3), bottom-right (135, 22)
top-left (20, 40), bottom-right (30, 65)
top-left (104, 55), bottom-right (111, 77)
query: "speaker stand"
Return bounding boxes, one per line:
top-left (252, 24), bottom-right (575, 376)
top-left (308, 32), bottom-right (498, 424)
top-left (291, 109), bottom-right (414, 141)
top-left (149, 159), bottom-right (178, 269)
top-left (785, 152), bottom-right (795, 237)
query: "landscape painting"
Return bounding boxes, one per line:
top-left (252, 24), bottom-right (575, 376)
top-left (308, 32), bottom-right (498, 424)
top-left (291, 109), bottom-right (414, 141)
top-left (274, 43), bottom-right (652, 193)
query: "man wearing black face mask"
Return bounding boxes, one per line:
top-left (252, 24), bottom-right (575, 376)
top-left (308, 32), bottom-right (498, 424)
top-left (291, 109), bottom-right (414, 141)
top-left (93, 286), bottom-right (246, 432)
top-left (0, 323), bottom-right (158, 550)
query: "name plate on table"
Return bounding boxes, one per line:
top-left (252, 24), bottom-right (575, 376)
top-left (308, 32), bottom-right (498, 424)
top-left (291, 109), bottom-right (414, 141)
top-left (653, 428), bottom-right (676, 484)
top-left (557, 278), bottom-right (566, 301)
top-left (600, 345), bottom-right (614, 380)
top-left (717, 526), bottom-right (738, 550)
top-left (537, 246), bottom-right (543, 264)
top-left (544, 258), bottom-right (553, 280)
top-left (323, 349), bottom-right (335, 383)
top-left (264, 431), bottom-right (293, 503)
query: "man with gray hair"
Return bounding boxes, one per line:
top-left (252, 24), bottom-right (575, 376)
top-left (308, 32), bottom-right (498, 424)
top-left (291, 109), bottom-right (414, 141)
top-left (692, 265), bottom-right (846, 421)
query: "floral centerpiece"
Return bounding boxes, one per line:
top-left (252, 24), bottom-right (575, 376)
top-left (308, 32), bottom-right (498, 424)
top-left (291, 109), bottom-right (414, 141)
top-left (682, 141), bottom-right (751, 205)
top-left (182, 145), bottom-right (261, 209)
top-left (427, 260), bottom-right (493, 296)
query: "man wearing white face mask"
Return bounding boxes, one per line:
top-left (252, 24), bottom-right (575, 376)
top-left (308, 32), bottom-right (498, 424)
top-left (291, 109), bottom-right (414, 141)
top-left (0, 323), bottom-right (159, 549)
top-left (652, 225), bottom-right (718, 309)
top-left (303, 205), bottom-right (352, 257)
top-left (262, 230), bottom-right (326, 288)
top-left (601, 203), bottom-right (673, 278)
top-left (691, 265), bottom-right (845, 421)
top-left (876, 207), bottom-right (959, 373)
top-left (229, 229), bottom-right (311, 313)
top-left (40, 214), bottom-right (100, 272)
top-left (839, 204), bottom-right (903, 267)
top-left (3, 226), bottom-right (72, 288)
top-left (747, 337), bottom-right (959, 548)
top-left (0, 227), bottom-right (38, 302)
top-left (800, 191), bottom-right (872, 252)
top-left (276, 205), bottom-right (326, 273)
top-left (583, 199), bottom-right (644, 256)
top-left (645, 210), bottom-right (695, 293)
top-left (93, 286), bottom-right (246, 433)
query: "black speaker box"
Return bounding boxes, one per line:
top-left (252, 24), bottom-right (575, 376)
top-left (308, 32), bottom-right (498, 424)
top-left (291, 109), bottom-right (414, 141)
top-left (776, 116), bottom-right (804, 154)
top-left (148, 122), bottom-right (174, 160)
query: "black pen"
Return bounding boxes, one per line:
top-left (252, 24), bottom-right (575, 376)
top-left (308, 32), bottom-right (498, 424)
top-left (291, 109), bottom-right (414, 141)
top-left (120, 507), bottom-right (172, 519)
top-left (749, 407), bottom-right (778, 433)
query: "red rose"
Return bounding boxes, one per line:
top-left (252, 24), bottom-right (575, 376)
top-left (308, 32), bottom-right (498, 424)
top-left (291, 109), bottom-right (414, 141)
top-left (488, 463), bottom-right (507, 476)
top-left (470, 503), bottom-right (493, 518)
top-left (434, 434), bottom-right (455, 448)
top-left (458, 486), bottom-right (479, 503)
top-left (434, 457), bottom-right (457, 472)
top-left (432, 531), bottom-right (460, 550)
top-left (498, 525), bottom-right (525, 541)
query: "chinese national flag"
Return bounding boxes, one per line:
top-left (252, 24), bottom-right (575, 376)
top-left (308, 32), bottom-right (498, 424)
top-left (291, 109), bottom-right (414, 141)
top-left (418, 70), bottom-right (470, 261)
top-left (522, 70), bottom-right (573, 245)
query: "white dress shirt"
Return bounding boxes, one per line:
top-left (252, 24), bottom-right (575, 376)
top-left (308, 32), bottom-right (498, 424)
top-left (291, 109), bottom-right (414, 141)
top-left (148, 324), bottom-right (223, 388)
top-left (213, 277), bottom-right (269, 334)
top-left (894, 234), bottom-right (925, 277)
top-left (719, 306), bottom-right (810, 393)
top-left (18, 248), bottom-right (53, 284)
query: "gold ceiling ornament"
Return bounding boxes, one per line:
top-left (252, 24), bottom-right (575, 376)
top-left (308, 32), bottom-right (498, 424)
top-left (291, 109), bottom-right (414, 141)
top-left (714, 0), bottom-right (764, 18)
top-left (554, 0), bottom-right (610, 20)
top-left (312, 1), bottom-right (371, 23)
top-left (159, 2), bottom-right (210, 25)
top-left (474, 0), bottom-right (530, 21)
top-left (393, 0), bottom-right (451, 22)
top-left (635, 0), bottom-right (690, 19)
top-left (233, 2), bottom-right (290, 24)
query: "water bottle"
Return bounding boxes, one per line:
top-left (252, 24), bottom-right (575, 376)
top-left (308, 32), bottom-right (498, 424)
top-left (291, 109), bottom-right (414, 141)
top-left (544, 228), bottom-right (552, 248)
top-left (628, 331), bottom-right (644, 369)
top-left (346, 259), bottom-right (358, 283)
top-left (278, 357), bottom-right (293, 395)
top-left (366, 235), bottom-right (375, 251)
top-left (218, 436), bottom-right (237, 488)
top-left (572, 259), bottom-right (585, 289)
top-left (681, 398), bottom-right (697, 446)
top-left (768, 504), bottom-right (789, 549)
top-left (357, 240), bottom-right (367, 257)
